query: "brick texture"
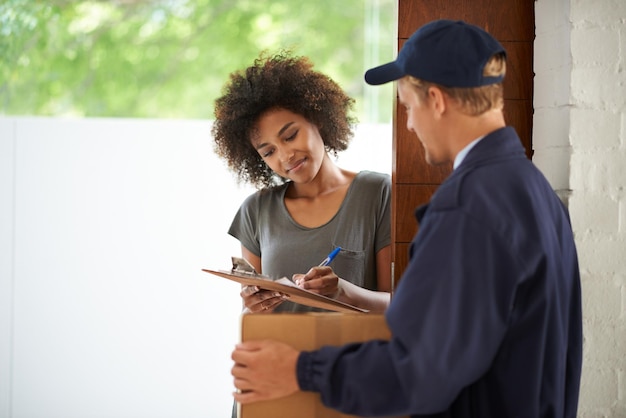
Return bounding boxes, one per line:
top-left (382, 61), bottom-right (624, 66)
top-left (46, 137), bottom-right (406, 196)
top-left (535, 0), bottom-right (626, 416)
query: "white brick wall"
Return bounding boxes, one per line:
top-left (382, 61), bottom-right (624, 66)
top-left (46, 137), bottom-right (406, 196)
top-left (535, 1), bottom-right (626, 416)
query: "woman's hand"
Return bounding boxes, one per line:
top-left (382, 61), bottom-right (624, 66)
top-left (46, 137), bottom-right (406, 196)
top-left (293, 266), bottom-right (391, 313)
top-left (241, 286), bottom-right (286, 313)
top-left (292, 266), bottom-right (341, 298)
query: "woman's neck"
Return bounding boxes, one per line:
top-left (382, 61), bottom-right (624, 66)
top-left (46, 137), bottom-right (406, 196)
top-left (286, 156), bottom-right (355, 199)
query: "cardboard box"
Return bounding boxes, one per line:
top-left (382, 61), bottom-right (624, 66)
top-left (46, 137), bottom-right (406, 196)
top-left (238, 313), bottom-right (408, 418)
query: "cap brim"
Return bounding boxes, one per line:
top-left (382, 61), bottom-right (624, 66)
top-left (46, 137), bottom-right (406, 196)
top-left (364, 61), bottom-right (405, 85)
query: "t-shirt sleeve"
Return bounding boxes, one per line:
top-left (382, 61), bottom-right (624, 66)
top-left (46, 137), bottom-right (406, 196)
top-left (374, 173), bottom-right (392, 253)
top-left (227, 192), bottom-right (261, 257)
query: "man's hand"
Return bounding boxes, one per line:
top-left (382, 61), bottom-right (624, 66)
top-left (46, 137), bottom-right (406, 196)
top-left (231, 340), bottom-right (301, 404)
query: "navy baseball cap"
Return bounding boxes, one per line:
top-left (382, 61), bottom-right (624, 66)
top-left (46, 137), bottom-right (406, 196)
top-left (365, 19), bottom-right (506, 88)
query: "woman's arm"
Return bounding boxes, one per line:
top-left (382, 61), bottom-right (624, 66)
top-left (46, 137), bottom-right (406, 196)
top-left (295, 245), bottom-right (392, 313)
top-left (335, 245), bottom-right (391, 313)
top-left (241, 245), bottom-right (262, 273)
top-left (239, 245), bottom-right (286, 313)
top-left (375, 244), bottom-right (392, 293)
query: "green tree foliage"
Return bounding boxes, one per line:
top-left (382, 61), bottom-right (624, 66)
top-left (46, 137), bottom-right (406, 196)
top-left (0, 0), bottom-right (395, 122)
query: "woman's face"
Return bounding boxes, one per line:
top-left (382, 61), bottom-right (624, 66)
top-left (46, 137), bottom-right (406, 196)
top-left (250, 108), bottom-right (326, 183)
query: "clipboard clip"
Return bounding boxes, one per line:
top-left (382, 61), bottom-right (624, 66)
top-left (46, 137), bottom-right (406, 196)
top-left (231, 256), bottom-right (259, 275)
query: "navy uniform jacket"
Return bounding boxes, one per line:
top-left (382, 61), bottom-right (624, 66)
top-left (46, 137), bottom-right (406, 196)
top-left (297, 127), bottom-right (583, 417)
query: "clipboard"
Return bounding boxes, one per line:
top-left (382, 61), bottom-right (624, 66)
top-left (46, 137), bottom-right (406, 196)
top-left (202, 257), bottom-right (368, 313)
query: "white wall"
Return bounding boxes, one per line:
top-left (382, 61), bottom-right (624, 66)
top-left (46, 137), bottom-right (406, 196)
top-left (534, 1), bottom-right (626, 417)
top-left (0, 117), bottom-right (391, 418)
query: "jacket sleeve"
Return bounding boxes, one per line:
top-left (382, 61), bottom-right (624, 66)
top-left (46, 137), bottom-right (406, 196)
top-left (296, 208), bottom-right (520, 416)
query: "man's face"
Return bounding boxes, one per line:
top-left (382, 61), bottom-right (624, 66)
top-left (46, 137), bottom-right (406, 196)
top-left (397, 79), bottom-right (447, 166)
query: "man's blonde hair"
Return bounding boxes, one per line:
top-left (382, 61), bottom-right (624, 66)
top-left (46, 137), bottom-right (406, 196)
top-left (406, 52), bottom-right (506, 116)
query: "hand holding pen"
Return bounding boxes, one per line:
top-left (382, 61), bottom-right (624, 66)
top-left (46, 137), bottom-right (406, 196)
top-left (240, 248), bottom-right (342, 313)
top-left (293, 247), bottom-right (342, 297)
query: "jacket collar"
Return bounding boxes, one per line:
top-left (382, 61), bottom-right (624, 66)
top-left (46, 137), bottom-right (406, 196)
top-left (415, 126), bottom-right (525, 223)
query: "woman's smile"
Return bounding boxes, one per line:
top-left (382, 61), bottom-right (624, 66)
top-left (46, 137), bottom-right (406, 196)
top-left (285, 157), bottom-right (307, 174)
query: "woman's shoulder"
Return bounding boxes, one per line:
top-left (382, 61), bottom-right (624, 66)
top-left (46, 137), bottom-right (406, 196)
top-left (355, 170), bottom-right (391, 188)
top-left (241, 182), bottom-right (290, 207)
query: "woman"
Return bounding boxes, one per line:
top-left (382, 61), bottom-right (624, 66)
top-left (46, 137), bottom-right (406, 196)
top-left (212, 51), bottom-right (391, 314)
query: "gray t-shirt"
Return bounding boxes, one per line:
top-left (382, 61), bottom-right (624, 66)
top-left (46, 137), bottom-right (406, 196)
top-left (228, 170), bottom-right (391, 312)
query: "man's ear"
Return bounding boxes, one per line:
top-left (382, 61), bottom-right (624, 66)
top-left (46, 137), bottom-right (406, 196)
top-left (427, 86), bottom-right (447, 118)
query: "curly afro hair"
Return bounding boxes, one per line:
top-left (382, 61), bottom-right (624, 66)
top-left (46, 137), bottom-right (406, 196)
top-left (212, 50), bottom-right (357, 189)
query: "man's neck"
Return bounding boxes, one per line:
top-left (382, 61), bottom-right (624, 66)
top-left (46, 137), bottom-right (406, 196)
top-left (448, 109), bottom-right (506, 161)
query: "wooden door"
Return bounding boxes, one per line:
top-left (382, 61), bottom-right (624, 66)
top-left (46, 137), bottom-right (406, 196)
top-left (392, 0), bottom-right (535, 286)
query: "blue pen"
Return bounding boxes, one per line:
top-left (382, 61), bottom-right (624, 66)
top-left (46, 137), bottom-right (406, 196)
top-left (318, 247), bottom-right (341, 267)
